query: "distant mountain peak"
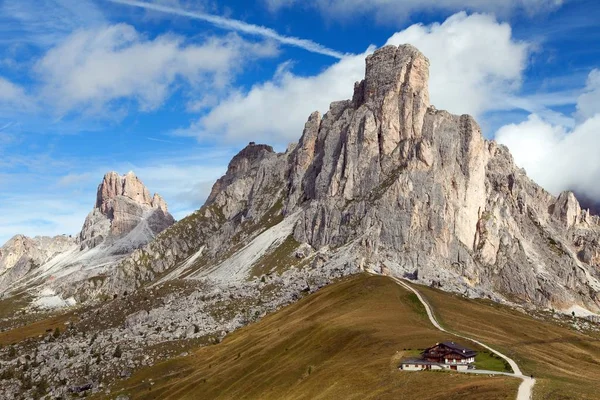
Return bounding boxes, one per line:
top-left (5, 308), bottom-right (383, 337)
top-left (0, 171), bottom-right (175, 300)
top-left (96, 171), bottom-right (154, 213)
top-left (81, 171), bottom-right (174, 249)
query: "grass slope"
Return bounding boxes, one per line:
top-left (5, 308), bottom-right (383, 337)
top-left (418, 285), bottom-right (600, 399)
top-left (102, 275), bottom-right (517, 400)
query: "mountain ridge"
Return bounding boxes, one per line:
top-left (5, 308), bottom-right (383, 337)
top-left (2, 44), bottom-right (600, 314)
top-left (93, 44), bottom-right (600, 315)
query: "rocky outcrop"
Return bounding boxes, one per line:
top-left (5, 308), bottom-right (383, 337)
top-left (551, 191), bottom-right (582, 228)
top-left (79, 171), bottom-right (174, 250)
top-left (0, 235), bottom-right (76, 292)
top-left (104, 44), bottom-right (600, 315)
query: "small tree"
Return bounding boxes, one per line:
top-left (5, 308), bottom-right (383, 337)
top-left (113, 345), bottom-right (122, 358)
top-left (53, 327), bottom-right (60, 339)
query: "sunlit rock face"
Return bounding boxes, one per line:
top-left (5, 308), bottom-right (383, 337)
top-left (79, 171), bottom-right (174, 250)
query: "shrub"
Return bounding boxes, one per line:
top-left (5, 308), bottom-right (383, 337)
top-left (0, 367), bottom-right (14, 380)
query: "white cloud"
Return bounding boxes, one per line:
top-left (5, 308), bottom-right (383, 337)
top-left (0, 77), bottom-right (33, 110)
top-left (174, 52), bottom-right (370, 144)
top-left (576, 69), bottom-right (600, 120)
top-left (496, 68), bottom-right (600, 200)
top-left (35, 24), bottom-right (278, 114)
top-left (265, 0), bottom-right (565, 22)
top-left (181, 12), bottom-right (529, 145)
top-left (496, 114), bottom-right (600, 198)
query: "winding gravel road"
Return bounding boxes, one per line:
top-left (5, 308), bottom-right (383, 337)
top-left (389, 276), bottom-right (536, 400)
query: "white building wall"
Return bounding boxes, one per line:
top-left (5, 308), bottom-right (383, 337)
top-left (400, 364), bottom-right (425, 371)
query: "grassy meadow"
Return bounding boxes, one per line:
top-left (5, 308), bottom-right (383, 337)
top-left (100, 275), bottom-right (518, 400)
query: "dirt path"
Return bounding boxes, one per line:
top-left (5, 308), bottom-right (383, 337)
top-left (389, 276), bottom-right (536, 400)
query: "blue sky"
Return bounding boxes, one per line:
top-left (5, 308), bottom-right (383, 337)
top-left (1, 0), bottom-right (600, 244)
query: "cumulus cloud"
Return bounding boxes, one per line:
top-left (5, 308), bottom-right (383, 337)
top-left (496, 68), bottom-right (600, 200)
top-left (35, 24), bottom-right (278, 114)
top-left (264, 0), bottom-right (565, 22)
top-left (497, 114), bottom-right (600, 198)
top-left (576, 69), bottom-right (600, 120)
top-left (180, 12), bottom-right (528, 145)
top-left (174, 52), bottom-right (370, 144)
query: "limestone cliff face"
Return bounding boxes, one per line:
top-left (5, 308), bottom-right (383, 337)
top-left (105, 44), bottom-right (600, 314)
top-left (79, 171), bottom-right (174, 250)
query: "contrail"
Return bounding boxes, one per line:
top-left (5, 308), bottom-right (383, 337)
top-left (107, 0), bottom-right (346, 59)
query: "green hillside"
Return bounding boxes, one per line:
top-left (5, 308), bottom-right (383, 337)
top-left (418, 285), bottom-right (600, 399)
top-left (101, 275), bottom-right (519, 400)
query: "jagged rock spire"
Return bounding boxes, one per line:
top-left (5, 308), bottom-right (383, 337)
top-left (353, 44), bottom-right (431, 151)
top-left (81, 171), bottom-right (174, 249)
top-left (96, 171), bottom-right (157, 214)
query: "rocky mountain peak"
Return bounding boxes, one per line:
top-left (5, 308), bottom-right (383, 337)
top-left (0, 170), bottom-right (175, 300)
top-left (80, 171), bottom-right (174, 249)
top-left (227, 142), bottom-right (274, 176)
top-left (96, 171), bottom-right (156, 215)
top-left (356, 45), bottom-right (429, 103)
top-left (151, 193), bottom-right (168, 213)
top-left (353, 44), bottom-right (430, 143)
top-left (206, 142), bottom-right (275, 205)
